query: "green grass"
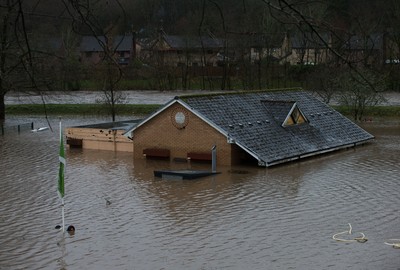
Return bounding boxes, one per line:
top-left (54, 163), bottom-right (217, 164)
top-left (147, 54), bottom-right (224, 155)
top-left (333, 105), bottom-right (400, 117)
top-left (6, 104), bottom-right (161, 116)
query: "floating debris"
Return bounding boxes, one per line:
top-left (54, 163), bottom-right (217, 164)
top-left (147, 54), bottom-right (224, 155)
top-left (31, 127), bottom-right (49, 132)
top-left (333, 223), bottom-right (368, 243)
top-left (105, 198), bottom-right (111, 205)
top-left (384, 239), bottom-right (400, 249)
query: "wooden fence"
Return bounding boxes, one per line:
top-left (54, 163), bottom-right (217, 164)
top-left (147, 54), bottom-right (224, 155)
top-left (1, 122), bottom-right (34, 135)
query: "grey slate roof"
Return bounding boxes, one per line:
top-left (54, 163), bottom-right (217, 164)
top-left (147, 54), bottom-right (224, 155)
top-left (162, 35), bottom-right (224, 50)
top-left (343, 33), bottom-right (383, 51)
top-left (80, 35), bottom-right (133, 52)
top-left (228, 33), bottom-right (284, 49)
top-left (262, 100), bottom-right (296, 124)
top-left (179, 90), bottom-right (374, 166)
top-left (290, 32), bottom-right (330, 49)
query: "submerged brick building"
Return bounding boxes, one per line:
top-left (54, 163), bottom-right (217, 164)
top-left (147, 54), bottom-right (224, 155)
top-left (124, 89), bottom-right (374, 167)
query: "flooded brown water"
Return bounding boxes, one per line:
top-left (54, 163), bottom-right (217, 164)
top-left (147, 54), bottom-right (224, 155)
top-left (0, 115), bottom-right (399, 270)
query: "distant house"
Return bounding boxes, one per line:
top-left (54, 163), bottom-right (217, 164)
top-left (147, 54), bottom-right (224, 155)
top-left (143, 33), bottom-right (224, 67)
top-left (340, 33), bottom-right (384, 66)
top-left (276, 32), bottom-right (390, 66)
top-left (227, 33), bottom-right (283, 64)
top-left (79, 34), bottom-right (139, 65)
top-left (383, 32), bottom-right (400, 64)
top-left (142, 32), bottom-right (288, 67)
top-left (124, 89), bottom-right (374, 167)
top-left (280, 32), bottom-right (332, 65)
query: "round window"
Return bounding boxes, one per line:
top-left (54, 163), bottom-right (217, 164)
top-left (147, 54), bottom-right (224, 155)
top-left (175, 111), bottom-right (186, 125)
top-left (171, 108), bottom-right (189, 129)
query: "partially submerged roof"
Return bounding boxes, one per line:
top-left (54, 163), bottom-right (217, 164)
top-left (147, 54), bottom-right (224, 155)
top-left (126, 89), bottom-right (374, 167)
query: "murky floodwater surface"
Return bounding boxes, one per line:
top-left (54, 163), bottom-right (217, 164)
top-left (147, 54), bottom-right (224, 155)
top-left (0, 116), bottom-right (399, 270)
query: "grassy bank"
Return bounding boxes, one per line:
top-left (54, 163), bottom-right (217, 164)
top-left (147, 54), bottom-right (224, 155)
top-left (333, 105), bottom-right (400, 118)
top-left (6, 104), bottom-right (161, 116)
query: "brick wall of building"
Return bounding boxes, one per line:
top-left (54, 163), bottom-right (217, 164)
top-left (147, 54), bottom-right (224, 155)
top-left (133, 103), bottom-right (236, 165)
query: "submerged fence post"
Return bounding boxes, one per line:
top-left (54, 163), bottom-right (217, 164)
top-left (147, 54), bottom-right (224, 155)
top-left (211, 145), bottom-right (217, 173)
top-left (1, 122), bottom-right (35, 135)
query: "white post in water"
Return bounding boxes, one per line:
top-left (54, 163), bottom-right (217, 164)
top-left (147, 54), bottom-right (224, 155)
top-left (61, 198), bottom-right (65, 232)
top-left (211, 145), bottom-right (217, 173)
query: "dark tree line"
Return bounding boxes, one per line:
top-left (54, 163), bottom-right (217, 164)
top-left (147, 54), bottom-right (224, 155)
top-left (1, 0), bottom-right (399, 121)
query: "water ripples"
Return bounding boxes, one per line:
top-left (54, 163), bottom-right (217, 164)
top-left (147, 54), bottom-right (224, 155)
top-left (1, 118), bottom-right (400, 269)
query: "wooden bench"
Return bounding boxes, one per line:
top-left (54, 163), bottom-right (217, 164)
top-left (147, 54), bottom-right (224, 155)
top-left (187, 152), bottom-right (212, 162)
top-left (66, 138), bottom-right (82, 148)
top-left (143, 148), bottom-right (170, 159)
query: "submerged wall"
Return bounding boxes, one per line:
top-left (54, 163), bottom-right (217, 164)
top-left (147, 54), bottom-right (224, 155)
top-left (66, 127), bottom-right (133, 152)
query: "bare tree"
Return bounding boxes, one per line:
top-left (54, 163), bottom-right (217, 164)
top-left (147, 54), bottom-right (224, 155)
top-left (0, 0), bottom-right (32, 121)
top-left (307, 65), bottom-right (339, 104)
top-left (62, 0), bottom-right (128, 122)
top-left (334, 68), bottom-right (385, 121)
top-left (0, 0), bottom-right (58, 124)
top-left (59, 26), bottom-right (82, 90)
